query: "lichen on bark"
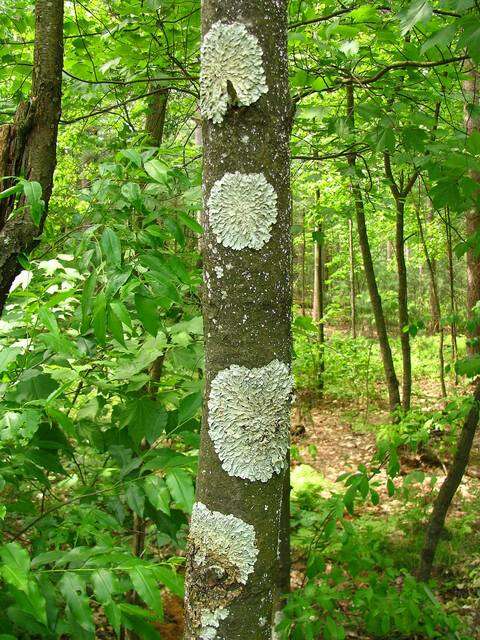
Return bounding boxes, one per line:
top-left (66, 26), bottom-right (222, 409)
top-left (207, 172), bottom-right (278, 250)
top-left (200, 21), bottom-right (268, 124)
top-left (208, 360), bottom-right (293, 482)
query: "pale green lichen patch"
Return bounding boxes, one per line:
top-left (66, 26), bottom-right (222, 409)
top-left (208, 359), bottom-right (294, 482)
top-left (207, 172), bottom-right (278, 250)
top-left (200, 21), bottom-right (268, 124)
top-left (200, 607), bottom-right (229, 640)
top-left (190, 502), bottom-right (258, 584)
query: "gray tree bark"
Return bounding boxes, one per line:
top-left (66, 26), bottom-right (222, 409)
top-left (346, 83), bottom-right (401, 413)
top-left (184, 2), bottom-right (292, 639)
top-left (0, 0), bottom-right (64, 314)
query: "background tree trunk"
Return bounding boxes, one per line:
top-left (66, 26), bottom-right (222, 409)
top-left (346, 84), bottom-right (401, 413)
top-left (184, 2), bottom-right (292, 638)
top-left (349, 217), bottom-right (357, 339)
top-left (396, 198), bottom-right (412, 411)
top-left (465, 66), bottom-right (480, 355)
top-left (312, 217), bottom-right (325, 393)
top-left (145, 87), bottom-right (169, 146)
top-left (0, 0), bottom-right (64, 314)
top-left (419, 380), bottom-right (480, 581)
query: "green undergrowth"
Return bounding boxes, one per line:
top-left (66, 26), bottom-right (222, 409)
top-left (280, 453), bottom-right (480, 640)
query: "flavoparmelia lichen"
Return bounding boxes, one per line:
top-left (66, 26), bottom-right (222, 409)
top-left (190, 502), bottom-right (258, 584)
top-left (200, 607), bottom-right (229, 640)
top-left (207, 172), bottom-right (278, 250)
top-left (200, 21), bottom-right (268, 124)
top-left (208, 359), bottom-right (294, 482)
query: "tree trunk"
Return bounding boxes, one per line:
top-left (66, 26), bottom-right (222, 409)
top-left (184, 3), bottom-right (292, 639)
top-left (312, 216), bottom-right (325, 393)
top-left (349, 217), bottom-right (357, 338)
top-left (419, 379), bottom-right (480, 581)
top-left (0, 0), bottom-right (64, 314)
top-left (301, 209), bottom-right (306, 315)
top-left (428, 256), bottom-right (440, 333)
top-left (465, 66), bottom-right (480, 355)
top-left (416, 203), bottom-right (446, 398)
top-left (445, 209), bottom-right (459, 369)
top-left (346, 84), bottom-right (401, 413)
top-left (145, 87), bottom-right (169, 145)
top-left (395, 198), bottom-right (412, 411)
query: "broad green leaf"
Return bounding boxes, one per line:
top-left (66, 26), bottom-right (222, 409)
top-left (144, 159), bottom-right (169, 183)
top-left (22, 180), bottom-right (44, 225)
top-left (100, 228), bottom-right (122, 267)
top-left (126, 483), bottom-right (145, 517)
top-left (0, 542), bottom-right (30, 591)
top-left (128, 566), bottom-right (163, 618)
top-left (93, 292), bottom-right (107, 344)
top-left (178, 391), bottom-right (203, 425)
top-left (59, 573), bottom-right (94, 638)
top-left (38, 308), bottom-right (59, 335)
top-left (420, 24), bottom-right (456, 54)
top-left (177, 211), bottom-right (203, 234)
top-left (91, 569), bottom-right (117, 604)
top-left (398, 0), bottom-right (432, 35)
top-left (165, 468), bottom-right (194, 514)
top-left (0, 346), bottom-right (21, 373)
top-left (108, 304), bottom-right (125, 345)
top-left (120, 148), bottom-right (143, 167)
top-left (144, 475), bottom-right (171, 515)
top-left (152, 566), bottom-right (185, 598)
top-left (81, 271), bottom-right (97, 333)
top-left (135, 294), bottom-right (160, 336)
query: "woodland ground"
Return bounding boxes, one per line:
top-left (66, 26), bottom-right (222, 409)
top-left (290, 374), bottom-right (480, 640)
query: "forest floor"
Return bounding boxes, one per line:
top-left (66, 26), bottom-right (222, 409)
top-left (291, 381), bottom-right (480, 639)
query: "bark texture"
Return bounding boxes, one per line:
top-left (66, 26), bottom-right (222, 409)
top-left (419, 380), bottom-right (480, 581)
top-left (348, 217), bottom-right (357, 339)
top-left (145, 87), bottom-right (169, 145)
top-left (0, 0), bottom-right (64, 314)
top-left (346, 84), bottom-right (401, 413)
top-left (184, 2), bottom-right (292, 638)
top-left (465, 67), bottom-right (480, 354)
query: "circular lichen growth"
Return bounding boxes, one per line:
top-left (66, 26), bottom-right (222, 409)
top-left (208, 359), bottom-right (294, 482)
top-left (200, 21), bottom-right (268, 124)
top-left (190, 502), bottom-right (258, 584)
top-left (207, 172), bottom-right (278, 250)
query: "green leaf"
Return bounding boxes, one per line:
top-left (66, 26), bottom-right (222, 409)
top-left (22, 180), bottom-right (44, 226)
top-left (81, 271), bottom-right (97, 333)
top-left (178, 391), bottom-right (203, 425)
top-left (120, 148), bottom-right (143, 167)
top-left (144, 475), bottom-right (171, 515)
top-left (108, 304), bottom-right (125, 345)
top-left (100, 228), bottom-right (122, 267)
top-left (128, 566), bottom-right (163, 618)
top-left (126, 483), bottom-right (145, 517)
top-left (0, 543), bottom-right (30, 591)
top-left (177, 211), bottom-right (203, 234)
top-left (144, 159), bottom-right (169, 183)
top-left (0, 346), bottom-right (21, 373)
top-left (135, 294), bottom-right (160, 336)
top-left (420, 24), bottom-right (456, 54)
top-left (398, 0), bottom-right (432, 35)
top-left (93, 292), bottom-right (107, 344)
top-left (122, 398), bottom-right (168, 446)
top-left (38, 308), bottom-right (59, 335)
top-left (58, 573), bottom-right (94, 638)
top-left (151, 566), bottom-right (184, 598)
top-left (165, 468), bottom-right (194, 514)
top-left (91, 569), bottom-right (117, 604)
